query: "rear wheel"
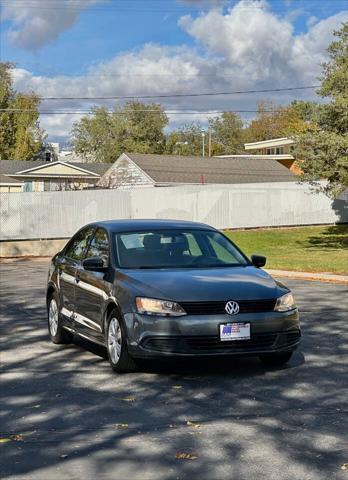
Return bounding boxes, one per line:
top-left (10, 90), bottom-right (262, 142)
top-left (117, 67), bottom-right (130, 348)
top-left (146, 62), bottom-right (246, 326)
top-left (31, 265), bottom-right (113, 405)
top-left (47, 292), bottom-right (73, 344)
top-left (106, 310), bottom-right (137, 373)
top-left (259, 351), bottom-right (293, 366)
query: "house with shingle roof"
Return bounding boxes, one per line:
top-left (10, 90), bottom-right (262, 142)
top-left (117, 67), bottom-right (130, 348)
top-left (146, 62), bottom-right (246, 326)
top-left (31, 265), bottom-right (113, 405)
top-left (97, 152), bottom-right (297, 189)
top-left (242, 137), bottom-right (300, 172)
top-left (0, 174), bottom-right (23, 193)
top-left (0, 160), bottom-right (110, 192)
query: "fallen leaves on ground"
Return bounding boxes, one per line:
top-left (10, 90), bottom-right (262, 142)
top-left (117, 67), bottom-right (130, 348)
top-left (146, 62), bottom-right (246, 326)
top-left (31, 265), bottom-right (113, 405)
top-left (0, 434), bottom-right (24, 443)
top-left (175, 452), bottom-right (198, 460)
top-left (0, 438), bottom-right (11, 444)
top-left (186, 420), bottom-right (201, 428)
top-left (122, 397), bottom-right (136, 403)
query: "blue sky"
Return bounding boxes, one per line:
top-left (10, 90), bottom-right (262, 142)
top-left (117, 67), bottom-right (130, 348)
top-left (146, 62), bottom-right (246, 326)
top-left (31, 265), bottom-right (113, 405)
top-left (1, 0), bottom-right (346, 76)
top-left (0, 0), bottom-right (347, 141)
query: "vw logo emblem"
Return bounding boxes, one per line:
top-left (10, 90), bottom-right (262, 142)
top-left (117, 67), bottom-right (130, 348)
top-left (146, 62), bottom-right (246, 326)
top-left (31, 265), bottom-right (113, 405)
top-left (225, 300), bottom-right (240, 315)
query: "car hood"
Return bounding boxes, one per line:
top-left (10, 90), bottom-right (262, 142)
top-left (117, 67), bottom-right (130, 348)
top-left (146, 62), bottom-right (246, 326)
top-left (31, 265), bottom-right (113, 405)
top-left (117, 266), bottom-right (288, 302)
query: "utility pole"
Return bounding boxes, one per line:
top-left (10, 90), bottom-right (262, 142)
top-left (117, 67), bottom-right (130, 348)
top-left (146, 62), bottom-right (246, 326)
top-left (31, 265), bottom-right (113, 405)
top-left (202, 132), bottom-right (205, 157)
top-left (208, 127), bottom-right (212, 157)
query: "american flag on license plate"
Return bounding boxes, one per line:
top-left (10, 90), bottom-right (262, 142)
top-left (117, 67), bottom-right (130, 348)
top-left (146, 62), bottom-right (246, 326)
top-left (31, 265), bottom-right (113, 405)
top-left (222, 324), bottom-right (241, 334)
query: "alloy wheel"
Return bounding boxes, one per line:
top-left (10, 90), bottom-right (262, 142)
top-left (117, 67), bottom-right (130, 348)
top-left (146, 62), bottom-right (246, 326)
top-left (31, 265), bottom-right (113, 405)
top-left (49, 298), bottom-right (59, 336)
top-left (108, 317), bottom-right (122, 365)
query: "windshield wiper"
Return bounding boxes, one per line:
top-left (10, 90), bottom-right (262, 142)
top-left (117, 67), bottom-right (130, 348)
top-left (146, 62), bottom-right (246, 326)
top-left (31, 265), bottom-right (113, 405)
top-left (125, 264), bottom-right (246, 269)
top-left (188, 264), bottom-right (243, 268)
top-left (133, 266), bottom-right (157, 269)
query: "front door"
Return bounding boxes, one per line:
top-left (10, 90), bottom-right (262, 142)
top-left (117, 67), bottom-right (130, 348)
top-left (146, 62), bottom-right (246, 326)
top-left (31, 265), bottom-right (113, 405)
top-left (58, 256), bottom-right (78, 321)
top-left (58, 226), bottom-right (95, 327)
top-left (74, 228), bottom-right (111, 344)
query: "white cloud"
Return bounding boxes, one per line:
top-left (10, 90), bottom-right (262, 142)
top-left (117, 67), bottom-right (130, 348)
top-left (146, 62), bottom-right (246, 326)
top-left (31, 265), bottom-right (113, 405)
top-left (2, 0), bottom-right (102, 51)
top-left (179, 1), bottom-right (347, 89)
top-left (10, 0), bottom-right (347, 141)
top-left (180, 1), bottom-right (295, 85)
top-left (290, 12), bottom-right (348, 83)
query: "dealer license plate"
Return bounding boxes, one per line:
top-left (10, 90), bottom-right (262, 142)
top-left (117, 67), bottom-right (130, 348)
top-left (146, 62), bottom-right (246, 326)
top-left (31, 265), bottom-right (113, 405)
top-left (220, 323), bottom-right (251, 341)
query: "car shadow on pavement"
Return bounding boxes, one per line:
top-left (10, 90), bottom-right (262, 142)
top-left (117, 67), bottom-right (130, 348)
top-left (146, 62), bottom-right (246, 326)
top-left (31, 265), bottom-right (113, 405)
top-left (0, 262), bottom-right (347, 480)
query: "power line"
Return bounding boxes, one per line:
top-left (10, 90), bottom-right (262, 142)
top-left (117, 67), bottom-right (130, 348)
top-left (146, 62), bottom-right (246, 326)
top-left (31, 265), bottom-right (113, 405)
top-left (35, 85), bottom-right (319, 101)
top-left (6, 70), bottom-right (330, 78)
top-left (12, 72), bottom-right (315, 78)
top-left (0, 108), bottom-right (293, 115)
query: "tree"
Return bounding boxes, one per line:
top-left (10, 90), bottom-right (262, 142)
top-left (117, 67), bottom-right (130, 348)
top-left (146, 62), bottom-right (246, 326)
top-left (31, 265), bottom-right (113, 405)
top-left (72, 101), bottom-right (168, 163)
top-left (0, 62), bottom-right (44, 160)
top-left (295, 22), bottom-right (348, 196)
top-left (165, 122), bottom-right (205, 156)
top-left (243, 100), bottom-right (312, 143)
top-left (208, 112), bottom-right (244, 155)
top-left (289, 100), bottom-right (322, 124)
top-left (319, 22), bottom-right (348, 134)
top-left (166, 114), bottom-right (244, 157)
top-left (295, 130), bottom-right (348, 196)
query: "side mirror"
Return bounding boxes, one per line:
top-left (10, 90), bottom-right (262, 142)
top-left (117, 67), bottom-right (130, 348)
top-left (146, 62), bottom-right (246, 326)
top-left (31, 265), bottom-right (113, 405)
top-left (82, 256), bottom-right (106, 271)
top-left (251, 254), bottom-right (266, 268)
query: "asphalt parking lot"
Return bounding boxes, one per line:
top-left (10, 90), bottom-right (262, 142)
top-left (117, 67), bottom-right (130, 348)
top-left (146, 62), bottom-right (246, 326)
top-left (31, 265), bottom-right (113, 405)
top-left (0, 259), bottom-right (347, 480)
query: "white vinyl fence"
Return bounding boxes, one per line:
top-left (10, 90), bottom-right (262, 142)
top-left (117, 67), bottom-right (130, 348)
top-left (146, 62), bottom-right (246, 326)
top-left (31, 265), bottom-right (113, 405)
top-left (0, 182), bottom-right (347, 241)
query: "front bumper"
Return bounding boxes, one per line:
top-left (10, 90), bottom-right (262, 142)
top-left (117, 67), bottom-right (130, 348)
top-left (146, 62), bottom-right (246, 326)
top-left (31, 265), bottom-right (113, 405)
top-left (124, 309), bottom-right (301, 359)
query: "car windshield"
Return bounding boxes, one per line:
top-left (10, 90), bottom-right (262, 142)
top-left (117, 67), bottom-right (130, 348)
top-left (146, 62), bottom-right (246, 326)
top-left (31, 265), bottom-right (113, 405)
top-left (115, 229), bottom-right (249, 269)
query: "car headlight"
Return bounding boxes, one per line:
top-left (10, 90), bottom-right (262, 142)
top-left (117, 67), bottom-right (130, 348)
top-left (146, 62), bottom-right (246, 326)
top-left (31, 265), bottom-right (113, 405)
top-left (274, 292), bottom-right (296, 312)
top-left (136, 297), bottom-right (187, 316)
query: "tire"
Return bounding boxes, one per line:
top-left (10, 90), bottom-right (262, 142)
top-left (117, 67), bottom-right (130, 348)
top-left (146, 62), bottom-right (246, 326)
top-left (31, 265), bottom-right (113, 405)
top-left (47, 291), bottom-right (73, 344)
top-left (259, 351), bottom-right (293, 366)
top-left (106, 309), bottom-right (137, 373)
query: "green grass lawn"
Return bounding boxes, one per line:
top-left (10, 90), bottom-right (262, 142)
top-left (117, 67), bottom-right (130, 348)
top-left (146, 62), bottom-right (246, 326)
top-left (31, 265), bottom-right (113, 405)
top-left (224, 225), bottom-right (348, 275)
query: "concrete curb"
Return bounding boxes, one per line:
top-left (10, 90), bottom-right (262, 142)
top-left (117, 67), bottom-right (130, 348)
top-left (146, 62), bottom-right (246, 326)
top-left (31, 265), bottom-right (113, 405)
top-left (0, 256), bottom-right (51, 263)
top-left (266, 269), bottom-right (348, 285)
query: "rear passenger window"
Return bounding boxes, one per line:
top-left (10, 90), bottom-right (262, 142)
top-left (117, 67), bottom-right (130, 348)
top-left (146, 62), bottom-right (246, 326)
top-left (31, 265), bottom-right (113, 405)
top-left (86, 229), bottom-right (110, 265)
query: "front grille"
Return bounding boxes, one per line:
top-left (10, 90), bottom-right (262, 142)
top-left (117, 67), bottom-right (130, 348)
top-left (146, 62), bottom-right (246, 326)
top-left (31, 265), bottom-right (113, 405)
top-left (286, 330), bottom-right (301, 342)
top-left (278, 330), bottom-right (301, 347)
top-left (141, 334), bottom-right (278, 354)
top-left (179, 299), bottom-right (277, 315)
top-left (186, 334), bottom-right (277, 351)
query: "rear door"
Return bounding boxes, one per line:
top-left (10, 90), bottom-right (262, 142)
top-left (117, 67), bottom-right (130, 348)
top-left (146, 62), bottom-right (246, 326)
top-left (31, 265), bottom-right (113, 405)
top-left (57, 227), bottom-right (95, 325)
top-left (74, 228), bottom-right (111, 343)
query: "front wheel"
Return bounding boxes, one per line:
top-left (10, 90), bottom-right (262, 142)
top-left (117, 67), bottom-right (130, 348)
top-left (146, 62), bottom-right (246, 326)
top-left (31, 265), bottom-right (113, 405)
top-left (106, 311), bottom-right (137, 373)
top-left (259, 351), bottom-right (293, 366)
top-left (48, 292), bottom-right (73, 344)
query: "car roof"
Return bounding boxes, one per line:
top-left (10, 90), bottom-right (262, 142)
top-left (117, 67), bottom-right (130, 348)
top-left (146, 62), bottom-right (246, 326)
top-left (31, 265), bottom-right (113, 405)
top-left (87, 219), bottom-right (216, 233)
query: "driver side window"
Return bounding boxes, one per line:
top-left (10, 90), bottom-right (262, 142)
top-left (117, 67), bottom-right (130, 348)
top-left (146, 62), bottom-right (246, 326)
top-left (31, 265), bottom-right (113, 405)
top-left (85, 228), bottom-right (110, 265)
top-left (64, 227), bottom-right (94, 261)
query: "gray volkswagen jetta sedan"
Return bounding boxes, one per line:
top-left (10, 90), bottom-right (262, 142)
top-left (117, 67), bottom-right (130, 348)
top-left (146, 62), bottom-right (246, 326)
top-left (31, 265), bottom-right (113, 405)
top-left (47, 219), bottom-right (300, 372)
